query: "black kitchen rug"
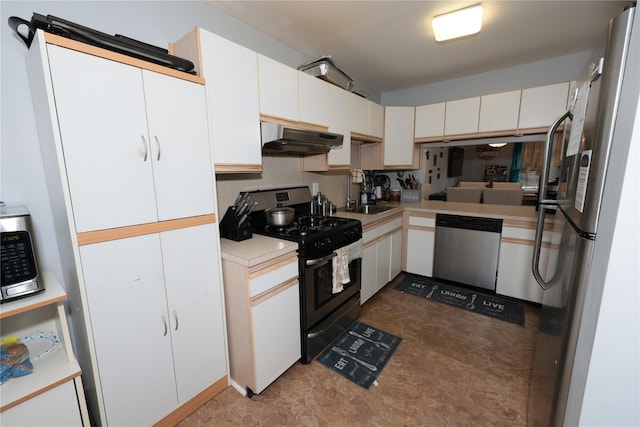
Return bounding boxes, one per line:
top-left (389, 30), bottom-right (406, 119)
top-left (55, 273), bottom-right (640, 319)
top-left (316, 321), bottom-right (402, 389)
top-left (394, 275), bottom-right (525, 326)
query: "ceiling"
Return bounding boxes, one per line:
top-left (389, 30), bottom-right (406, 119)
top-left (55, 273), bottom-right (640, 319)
top-left (205, 1), bottom-right (629, 94)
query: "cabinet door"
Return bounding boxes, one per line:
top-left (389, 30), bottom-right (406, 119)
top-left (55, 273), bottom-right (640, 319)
top-left (1, 380), bottom-right (82, 426)
top-left (327, 84), bottom-right (351, 166)
top-left (47, 45), bottom-right (157, 232)
top-left (161, 224), bottom-right (227, 402)
top-left (444, 97), bottom-right (480, 136)
top-left (80, 235), bottom-right (176, 426)
top-left (350, 92), bottom-right (370, 136)
top-left (199, 29), bottom-right (261, 169)
top-left (415, 103), bottom-right (445, 139)
top-left (252, 282), bottom-right (301, 394)
top-left (478, 90), bottom-right (521, 132)
top-left (258, 54), bottom-right (298, 121)
top-left (143, 71), bottom-right (215, 220)
top-left (518, 82), bottom-right (570, 130)
top-left (390, 230), bottom-right (402, 281)
top-left (298, 71), bottom-right (329, 127)
top-left (406, 228), bottom-right (435, 277)
top-left (369, 101), bottom-right (385, 138)
top-left (384, 106), bottom-right (416, 166)
top-left (376, 235), bottom-right (392, 291)
top-left (360, 243), bottom-right (378, 304)
top-left (496, 241), bottom-right (546, 303)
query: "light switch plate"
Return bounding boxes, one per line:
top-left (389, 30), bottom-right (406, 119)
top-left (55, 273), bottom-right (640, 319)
top-left (312, 182), bottom-right (319, 195)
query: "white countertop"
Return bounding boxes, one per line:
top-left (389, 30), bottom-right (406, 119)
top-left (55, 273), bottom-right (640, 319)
top-left (220, 234), bottom-right (298, 267)
top-left (219, 201), bottom-right (540, 265)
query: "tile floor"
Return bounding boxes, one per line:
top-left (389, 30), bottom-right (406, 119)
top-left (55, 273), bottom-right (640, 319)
top-left (178, 273), bottom-right (541, 427)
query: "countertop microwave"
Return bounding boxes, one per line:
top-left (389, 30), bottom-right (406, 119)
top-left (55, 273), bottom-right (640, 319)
top-left (1, 205), bottom-right (45, 303)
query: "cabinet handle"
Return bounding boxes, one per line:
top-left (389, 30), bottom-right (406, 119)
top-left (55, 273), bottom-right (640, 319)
top-left (161, 315), bottom-right (168, 336)
top-left (172, 310), bottom-right (179, 331)
top-left (154, 136), bottom-right (161, 161)
top-left (141, 135), bottom-right (148, 162)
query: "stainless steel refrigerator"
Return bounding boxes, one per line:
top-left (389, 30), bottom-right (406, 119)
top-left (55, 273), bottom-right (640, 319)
top-left (528, 3), bottom-right (639, 426)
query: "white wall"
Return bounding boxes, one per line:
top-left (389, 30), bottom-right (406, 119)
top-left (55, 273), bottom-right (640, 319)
top-left (382, 51), bottom-right (592, 106)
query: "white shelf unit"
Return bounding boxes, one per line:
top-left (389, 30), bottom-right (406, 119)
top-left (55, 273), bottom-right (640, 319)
top-left (0, 270), bottom-right (89, 425)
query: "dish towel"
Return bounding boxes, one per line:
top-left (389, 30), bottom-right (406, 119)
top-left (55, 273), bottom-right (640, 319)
top-left (332, 239), bottom-right (363, 294)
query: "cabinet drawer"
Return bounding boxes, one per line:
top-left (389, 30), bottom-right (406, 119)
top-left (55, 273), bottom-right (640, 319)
top-left (408, 215), bottom-right (435, 228)
top-left (250, 260), bottom-right (298, 298)
top-left (363, 216), bottom-right (402, 243)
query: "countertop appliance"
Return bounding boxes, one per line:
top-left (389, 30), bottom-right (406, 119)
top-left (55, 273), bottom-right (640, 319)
top-left (1, 206), bottom-right (45, 302)
top-left (433, 214), bottom-right (502, 291)
top-left (260, 122), bottom-right (343, 156)
top-left (244, 186), bottom-right (363, 363)
top-left (529, 3), bottom-right (638, 426)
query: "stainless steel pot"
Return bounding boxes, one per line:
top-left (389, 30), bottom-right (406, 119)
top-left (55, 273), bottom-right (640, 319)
top-left (265, 207), bottom-right (295, 226)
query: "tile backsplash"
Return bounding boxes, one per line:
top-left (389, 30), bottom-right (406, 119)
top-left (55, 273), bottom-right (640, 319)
top-left (215, 156), bottom-right (348, 214)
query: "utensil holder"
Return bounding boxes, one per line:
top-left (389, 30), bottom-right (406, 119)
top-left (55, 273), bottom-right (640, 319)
top-left (220, 206), bottom-right (252, 241)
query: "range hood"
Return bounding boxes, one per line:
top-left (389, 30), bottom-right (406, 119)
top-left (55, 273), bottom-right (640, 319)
top-left (261, 122), bottom-right (343, 156)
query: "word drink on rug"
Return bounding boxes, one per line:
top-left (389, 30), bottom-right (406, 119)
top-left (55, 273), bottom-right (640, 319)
top-left (316, 321), bottom-right (402, 389)
top-left (394, 275), bottom-right (525, 326)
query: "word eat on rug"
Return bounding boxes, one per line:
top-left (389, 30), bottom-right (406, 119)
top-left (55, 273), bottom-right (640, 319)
top-left (316, 321), bottom-right (402, 389)
top-left (394, 275), bottom-right (525, 326)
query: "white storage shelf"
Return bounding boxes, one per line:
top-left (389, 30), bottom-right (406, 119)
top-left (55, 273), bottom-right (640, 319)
top-left (0, 271), bottom-right (84, 417)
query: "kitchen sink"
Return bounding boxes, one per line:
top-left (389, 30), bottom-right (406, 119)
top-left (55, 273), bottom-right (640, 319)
top-left (342, 205), bottom-right (394, 215)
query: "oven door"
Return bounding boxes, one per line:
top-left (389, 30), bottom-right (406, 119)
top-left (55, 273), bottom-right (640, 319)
top-left (301, 251), bottom-right (361, 330)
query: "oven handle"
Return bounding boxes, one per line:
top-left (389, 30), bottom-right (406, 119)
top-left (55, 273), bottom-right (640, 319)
top-left (306, 252), bottom-right (337, 266)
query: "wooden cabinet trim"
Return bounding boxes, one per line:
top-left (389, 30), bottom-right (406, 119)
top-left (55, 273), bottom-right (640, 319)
top-left (248, 252), bottom-right (298, 278)
top-left (501, 236), bottom-right (552, 249)
top-left (76, 214), bottom-right (216, 246)
top-left (44, 33), bottom-right (204, 85)
top-left (259, 115), bottom-right (329, 132)
top-left (215, 164), bottom-right (263, 174)
top-left (250, 277), bottom-right (298, 306)
top-left (362, 213), bottom-right (403, 233)
top-left (152, 376), bottom-right (228, 427)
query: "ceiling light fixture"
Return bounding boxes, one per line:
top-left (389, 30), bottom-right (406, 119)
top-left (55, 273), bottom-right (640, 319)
top-left (432, 4), bottom-right (483, 42)
top-left (489, 142), bottom-right (507, 148)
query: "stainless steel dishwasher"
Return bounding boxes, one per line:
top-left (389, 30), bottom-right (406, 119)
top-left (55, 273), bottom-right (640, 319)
top-left (433, 214), bottom-right (502, 291)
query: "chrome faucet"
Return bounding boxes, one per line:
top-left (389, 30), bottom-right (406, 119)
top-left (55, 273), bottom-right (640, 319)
top-left (346, 170), bottom-right (363, 209)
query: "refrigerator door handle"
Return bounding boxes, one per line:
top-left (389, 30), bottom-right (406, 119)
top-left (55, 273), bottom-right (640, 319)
top-left (538, 110), bottom-right (573, 205)
top-left (532, 205), bottom-right (551, 289)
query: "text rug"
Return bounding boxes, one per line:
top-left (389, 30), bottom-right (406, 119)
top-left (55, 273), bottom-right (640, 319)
top-left (316, 321), bottom-right (402, 389)
top-left (394, 275), bottom-right (525, 326)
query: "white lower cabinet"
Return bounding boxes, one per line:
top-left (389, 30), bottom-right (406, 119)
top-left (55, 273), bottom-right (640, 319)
top-left (222, 252), bottom-right (300, 396)
top-left (496, 221), bottom-right (552, 304)
top-left (80, 224), bottom-right (227, 426)
top-left (252, 283), bottom-right (301, 393)
top-left (1, 380), bottom-right (83, 426)
top-left (404, 213), bottom-right (436, 277)
top-left (361, 215), bottom-right (403, 304)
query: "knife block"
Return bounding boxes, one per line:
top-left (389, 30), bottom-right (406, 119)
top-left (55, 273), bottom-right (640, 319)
top-left (220, 206), bottom-right (252, 241)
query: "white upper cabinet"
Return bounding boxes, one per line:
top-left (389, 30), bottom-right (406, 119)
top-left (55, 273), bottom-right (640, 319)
top-left (258, 54), bottom-right (299, 122)
top-left (444, 97), bottom-right (480, 136)
top-left (327, 83), bottom-right (352, 166)
top-left (142, 71), bottom-right (215, 222)
top-left (478, 90), bottom-right (521, 133)
top-left (384, 106), bottom-right (416, 167)
top-left (47, 45), bottom-right (214, 233)
top-left (351, 92), bottom-right (370, 136)
top-left (518, 82), bottom-right (570, 130)
top-left (298, 71), bottom-right (329, 128)
top-left (193, 28), bottom-right (262, 172)
top-left (415, 103), bottom-right (445, 139)
top-left (350, 93), bottom-right (384, 141)
top-left (369, 101), bottom-right (385, 139)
